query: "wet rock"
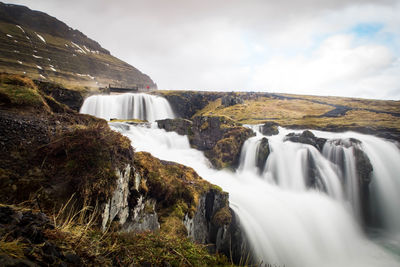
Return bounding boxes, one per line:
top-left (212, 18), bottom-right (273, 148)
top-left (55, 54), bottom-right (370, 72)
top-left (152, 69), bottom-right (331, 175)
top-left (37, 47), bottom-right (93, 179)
top-left (156, 118), bottom-right (193, 136)
top-left (285, 130), bottom-right (327, 151)
top-left (260, 122), bottom-right (279, 136)
top-left (303, 150), bottom-right (327, 192)
top-left (326, 138), bottom-right (374, 226)
top-left (256, 137), bottom-right (270, 173)
top-left (182, 188), bottom-right (252, 264)
top-left (218, 210), bottom-right (253, 264)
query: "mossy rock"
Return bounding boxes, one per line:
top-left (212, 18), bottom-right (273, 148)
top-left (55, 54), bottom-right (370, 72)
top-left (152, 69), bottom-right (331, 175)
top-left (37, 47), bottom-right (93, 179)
top-left (134, 152), bottom-right (224, 236)
top-left (0, 73), bottom-right (50, 112)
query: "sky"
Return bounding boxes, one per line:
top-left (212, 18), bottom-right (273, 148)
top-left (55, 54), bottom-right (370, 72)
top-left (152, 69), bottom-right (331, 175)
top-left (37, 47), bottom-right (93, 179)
top-left (4, 0), bottom-right (400, 99)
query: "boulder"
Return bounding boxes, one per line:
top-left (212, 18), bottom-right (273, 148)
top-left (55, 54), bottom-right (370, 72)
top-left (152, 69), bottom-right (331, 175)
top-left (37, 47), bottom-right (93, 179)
top-left (284, 130), bottom-right (327, 151)
top-left (260, 122), bottom-right (279, 136)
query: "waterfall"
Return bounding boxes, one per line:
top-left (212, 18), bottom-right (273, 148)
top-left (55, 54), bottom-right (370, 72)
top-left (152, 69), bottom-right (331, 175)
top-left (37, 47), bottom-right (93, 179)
top-left (80, 93), bottom-right (175, 121)
top-left (107, 122), bottom-right (400, 267)
top-left (80, 93), bottom-right (400, 266)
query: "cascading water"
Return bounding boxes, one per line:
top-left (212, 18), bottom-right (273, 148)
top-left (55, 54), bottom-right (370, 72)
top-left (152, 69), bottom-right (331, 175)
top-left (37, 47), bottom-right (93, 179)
top-left (80, 94), bottom-right (400, 266)
top-left (80, 93), bottom-right (175, 121)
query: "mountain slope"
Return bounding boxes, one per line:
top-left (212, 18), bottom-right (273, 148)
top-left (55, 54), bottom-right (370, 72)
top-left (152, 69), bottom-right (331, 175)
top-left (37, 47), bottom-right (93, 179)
top-left (0, 2), bottom-right (156, 90)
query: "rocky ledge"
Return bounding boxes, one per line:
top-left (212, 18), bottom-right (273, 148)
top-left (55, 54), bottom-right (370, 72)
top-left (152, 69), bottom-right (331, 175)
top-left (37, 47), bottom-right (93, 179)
top-left (158, 116), bottom-right (255, 169)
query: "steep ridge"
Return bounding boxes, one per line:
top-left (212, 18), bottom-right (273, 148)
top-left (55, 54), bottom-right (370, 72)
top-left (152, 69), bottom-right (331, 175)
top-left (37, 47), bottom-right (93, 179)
top-left (0, 2), bottom-right (156, 89)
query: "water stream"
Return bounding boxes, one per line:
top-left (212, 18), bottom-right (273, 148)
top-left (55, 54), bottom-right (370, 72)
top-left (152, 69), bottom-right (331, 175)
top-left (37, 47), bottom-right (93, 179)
top-left (81, 93), bottom-right (400, 266)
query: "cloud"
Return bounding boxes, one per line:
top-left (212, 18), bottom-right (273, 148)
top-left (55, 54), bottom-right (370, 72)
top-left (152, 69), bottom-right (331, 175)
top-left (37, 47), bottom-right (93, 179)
top-left (249, 35), bottom-right (398, 99)
top-left (4, 0), bottom-right (400, 99)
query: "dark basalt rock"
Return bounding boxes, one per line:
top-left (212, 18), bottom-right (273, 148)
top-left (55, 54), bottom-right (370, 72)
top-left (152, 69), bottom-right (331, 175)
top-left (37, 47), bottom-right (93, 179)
top-left (256, 137), bottom-right (270, 173)
top-left (285, 130), bottom-right (327, 151)
top-left (156, 118), bottom-right (193, 136)
top-left (260, 122), bottom-right (279, 136)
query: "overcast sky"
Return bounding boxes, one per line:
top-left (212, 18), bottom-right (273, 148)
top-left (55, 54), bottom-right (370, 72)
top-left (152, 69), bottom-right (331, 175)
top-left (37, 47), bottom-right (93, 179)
top-left (5, 0), bottom-right (400, 99)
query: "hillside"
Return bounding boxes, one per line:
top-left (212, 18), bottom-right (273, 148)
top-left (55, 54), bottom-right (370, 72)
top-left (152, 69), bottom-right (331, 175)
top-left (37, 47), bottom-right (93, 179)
top-left (155, 91), bottom-right (400, 142)
top-left (0, 2), bottom-right (156, 90)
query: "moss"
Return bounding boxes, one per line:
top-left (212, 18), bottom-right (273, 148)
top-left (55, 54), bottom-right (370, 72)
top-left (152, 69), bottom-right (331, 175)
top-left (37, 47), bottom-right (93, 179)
top-left (134, 152), bottom-right (218, 233)
top-left (205, 127), bottom-right (255, 169)
top-left (212, 206), bottom-right (232, 227)
top-left (36, 122), bottom-right (133, 210)
top-left (0, 73), bottom-right (50, 111)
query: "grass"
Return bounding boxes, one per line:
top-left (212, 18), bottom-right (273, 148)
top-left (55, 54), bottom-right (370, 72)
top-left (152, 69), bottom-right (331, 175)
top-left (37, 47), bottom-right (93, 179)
top-left (0, 238), bottom-right (27, 259)
top-left (280, 93), bottom-right (400, 113)
top-left (0, 20), bottom-right (153, 90)
top-left (38, 121), bottom-right (133, 209)
top-left (0, 73), bottom-right (50, 111)
top-left (195, 97), bottom-right (334, 124)
top-left (193, 93), bottom-right (400, 132)
top-left (42, 198), bottom-right (231, 266)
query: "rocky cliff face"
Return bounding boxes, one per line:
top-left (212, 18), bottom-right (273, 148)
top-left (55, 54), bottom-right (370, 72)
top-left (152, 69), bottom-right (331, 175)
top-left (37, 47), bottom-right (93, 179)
top-left (0, 2), bottom-right (156, 89)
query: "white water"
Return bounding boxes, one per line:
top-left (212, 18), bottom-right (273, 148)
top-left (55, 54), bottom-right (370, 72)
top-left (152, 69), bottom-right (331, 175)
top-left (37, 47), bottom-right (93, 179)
top-left (81, 94), bottom-right (400, 266)
top-left (108, 123), bottom-right (400, 267)
top-left (80, 93), bottom-right (175, 121)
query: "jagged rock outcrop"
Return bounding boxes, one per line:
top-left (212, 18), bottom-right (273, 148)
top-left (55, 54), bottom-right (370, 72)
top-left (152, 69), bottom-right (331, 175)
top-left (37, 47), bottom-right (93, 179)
top-left (157, 118), bottom-right (193, 136)
top-left (285, 130), bottom-right (327, 151)
top-left (190, 116), bottom-right (255, 169)
top-left (260, 121), bottom-right (279, 136)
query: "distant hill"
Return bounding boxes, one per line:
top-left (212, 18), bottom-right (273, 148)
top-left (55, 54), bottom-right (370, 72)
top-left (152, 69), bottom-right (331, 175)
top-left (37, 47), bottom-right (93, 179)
top-left (0, 2), bottom-right (156, 90)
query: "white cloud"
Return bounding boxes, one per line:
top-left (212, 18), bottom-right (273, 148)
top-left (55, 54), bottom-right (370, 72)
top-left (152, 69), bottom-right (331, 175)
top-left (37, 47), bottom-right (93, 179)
top-left (4, 0), bottom-right (400, 99)
top-left (249, 35), bottom-right (398, 99)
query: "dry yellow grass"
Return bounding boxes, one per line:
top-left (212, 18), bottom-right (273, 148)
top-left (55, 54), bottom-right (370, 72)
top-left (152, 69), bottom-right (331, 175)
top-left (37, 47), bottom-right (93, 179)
top-left (280, 93), bottom-right (400, 113)
top-left (194, 93), bottom-right (400, 131)
top-left (196, 97), bottom-right (334, 124)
